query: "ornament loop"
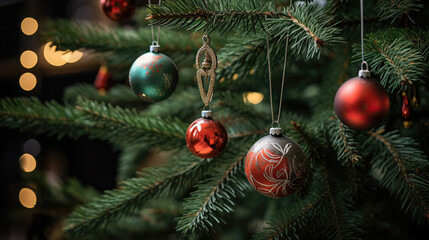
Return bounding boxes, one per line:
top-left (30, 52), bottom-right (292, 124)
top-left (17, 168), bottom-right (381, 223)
top-left (271, 121), bottom-right (280, 129)
top-left (361, 61), bottom-right (368, 71)
top-left (203, 104), bottom-right (212, 111)
top-left (202, 35), bottom-right (210, 44)
top-left (196, 35), bottom-right (218, 106)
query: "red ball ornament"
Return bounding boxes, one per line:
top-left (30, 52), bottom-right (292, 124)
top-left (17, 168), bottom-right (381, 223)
top-left (100, 0), bottom-right (136, 21)
top-left (186, 111), bottom-right (228, 159)
top-left (334, 69), bottom-right (390, 131)
top-left (245, 128), bottom-right (308, 198)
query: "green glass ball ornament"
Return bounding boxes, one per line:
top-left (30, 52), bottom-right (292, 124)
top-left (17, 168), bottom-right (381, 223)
top-left (129, 44), bottom-right (179, 102)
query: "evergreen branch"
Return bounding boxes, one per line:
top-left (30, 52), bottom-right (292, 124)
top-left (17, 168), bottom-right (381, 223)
top-left (144, 87), bottom-right (202, 120)
top-left (325, 117), bottom-right (362, 167)
top-left (44, 19), bottom-right (199, 53)
top-left (146, 0), bottom-right (267, 34)
top-left (407, 28), bottom-right (429, 60)
top-left (100, 198), bottom-right (181, 239)
top-left (255, 170), bottom-right (329, 240)
top-left (64, 155), bottom-right (212, 237)
top-left (322, 164), bottom-right (362, 240)
top-left (176, 148), bottom-right (249, 237)
top-left (287, 121), bottom-right (324, 163)
top-left (378, 0), bottom-right (423, 23)
top-left (0, 97), bottom-right (87, 139)
top-left (354, 30), bottom-right (429, 92)
top-left (369, 28), bottom-right (429, 60)
top-left (63, 83), bottom-right (139, 106)
top-left (266, 5), bottom-right (343, 58)
top-left (0, 97), bottom-right (188, 148)
top-left (366, 128), bottom-right (429, 223)
top-left (76, 98), bottom-right (187, 149)
top-left (148, 1), bottom-right (341, 59)
top-left (217, 5), bottom-right (342, 84)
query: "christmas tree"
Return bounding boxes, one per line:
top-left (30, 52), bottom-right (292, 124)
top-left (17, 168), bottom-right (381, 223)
top-left (2, 0), bottom-right (429, 239)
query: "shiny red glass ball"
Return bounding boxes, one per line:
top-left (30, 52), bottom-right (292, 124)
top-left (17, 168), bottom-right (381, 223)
top-left (186, 117), bottom-right (228, 159)
top-left (334, 77), bottom-right (390, 131)
top-left (100, 0), bottom-right (136, 21)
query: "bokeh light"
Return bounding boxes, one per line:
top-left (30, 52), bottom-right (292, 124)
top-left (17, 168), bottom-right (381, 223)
top-left (23, 138), bottom-right (41, 156)
top-left (19, 73), bottom-right (37, 91)
top-left (243, 92), bottom-right (264, 104)
top-left (21, 17), bottom-right (38, 36)
top-left (233, 73), bottom-right (239, 81)
top-left (19, 153), bottom-right (37, 172)
top-left (43, 42), bottom-right (68, 66)
top-left (20, 50), bottom-right (38, 69)
top-left (61, 50), bottom-right (83, 63)
top-left (19, 188), bottom-right (37, 209)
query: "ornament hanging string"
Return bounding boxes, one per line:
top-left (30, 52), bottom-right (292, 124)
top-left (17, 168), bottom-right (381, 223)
top-left (360, 0), bottom-right (367, 70)
top-left (149, 0), bottom-right (161, 45)
top-left (266, 33), bottom-right (289, 128)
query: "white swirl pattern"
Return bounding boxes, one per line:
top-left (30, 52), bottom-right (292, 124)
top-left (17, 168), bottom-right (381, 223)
top-left (247, 142), bottom-right (305, 197)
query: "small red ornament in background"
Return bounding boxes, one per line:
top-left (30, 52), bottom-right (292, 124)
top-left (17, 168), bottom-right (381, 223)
top-left (100, 0), bottom-right (136, 21)
top-left (401, 92), bottom-right (411, 120)
top-left (94, 66), bottom-right (111, 94)
top-left (334, 75), bottom-right (390, 131)
top-left (186, 111), bottom-right (228, 159)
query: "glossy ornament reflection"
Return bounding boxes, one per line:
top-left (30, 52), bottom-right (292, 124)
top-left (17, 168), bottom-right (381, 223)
top-left (334, 69), bottom-right (389, 131)
top-left (129, 45), bottom-right (179, 102)
top-left (186, 111), bottom-right (228, 159)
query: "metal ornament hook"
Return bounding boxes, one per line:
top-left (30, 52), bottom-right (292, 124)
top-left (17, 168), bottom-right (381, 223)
top-left (358, 61), bottom-right (371, 78)
top-left (271, 121), bottom-right (280, 129)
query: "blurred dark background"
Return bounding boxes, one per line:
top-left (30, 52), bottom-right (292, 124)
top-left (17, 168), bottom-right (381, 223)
top-left (0, 1), bottom-right (119, 239)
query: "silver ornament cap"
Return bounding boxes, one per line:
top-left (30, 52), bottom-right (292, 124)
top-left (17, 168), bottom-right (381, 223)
top-left (358, 69), bottom-right (370, 78)
top-left (358, 61), bottom-right (371, 78)
top-left (270, 128), bottom-right (282, 136)
top-left (150, 42), bottom-right (160, 53)
top-left (201, 110), bottom-right (212, 118)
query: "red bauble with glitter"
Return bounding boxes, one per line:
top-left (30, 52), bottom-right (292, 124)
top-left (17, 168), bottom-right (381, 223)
top-left (100, 0), bottom-right (136, 21)
top-left (334, 71), bottom-right (390, 131)
top-left (245, 128), bottom-right (308, 198)
top-left (186, 111), bottom-right (228, 159)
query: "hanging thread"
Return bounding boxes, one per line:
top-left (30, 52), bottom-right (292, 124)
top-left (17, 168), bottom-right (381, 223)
top-left (149, 0), bottom-right (161, 45)
top-left (360, 0), bottom-right (365, 64)
top-left (266, 34), bottom-right (289, 128)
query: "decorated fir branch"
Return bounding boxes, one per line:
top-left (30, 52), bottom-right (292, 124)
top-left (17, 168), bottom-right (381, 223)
top-left (176, 152), bottom-right (249, 237)
top-left (1, 0), bottom-right (429, 239)
top-left (352, 29), bottom-right (429, 93)
top-left (147, 1), bottom-right (342, 59)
